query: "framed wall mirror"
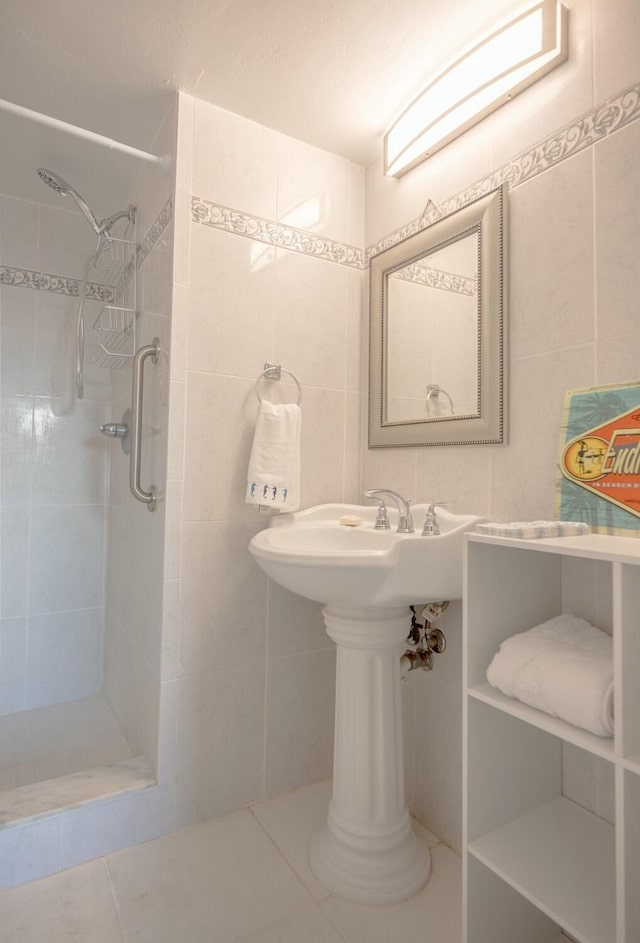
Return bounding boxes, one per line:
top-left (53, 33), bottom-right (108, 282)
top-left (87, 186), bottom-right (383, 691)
top-left (368, 185), bottom-right (507, 447)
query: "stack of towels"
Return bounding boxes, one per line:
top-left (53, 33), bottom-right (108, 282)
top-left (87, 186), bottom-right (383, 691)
top-left (246, 400), bottom-right (301, 511)
top-left (486, 614), bottom-right (614, 738)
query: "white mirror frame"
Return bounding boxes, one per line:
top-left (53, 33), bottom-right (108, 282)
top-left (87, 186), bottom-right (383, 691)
top-left (368, 185), bottom-right (507, 448)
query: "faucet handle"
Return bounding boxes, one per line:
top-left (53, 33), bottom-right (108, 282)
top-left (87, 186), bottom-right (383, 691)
top-left (363, 490), bottom-right (391, 529)
top-left (422, 501), bottom-right (452, 536)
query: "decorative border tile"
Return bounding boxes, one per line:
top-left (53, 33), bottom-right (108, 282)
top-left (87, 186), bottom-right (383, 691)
top-left (368, 80), bottom-right (640, 261)
top-left (191, 197), bottom-right (365, 269)
top-left (392, 263), bottom-right (475, 295)
top-left (0, 266), bottom-right (113, 301)
top-left (137, 194), bottom-right (174, 268)
top-left (0, 195), bottom-right (174, 301)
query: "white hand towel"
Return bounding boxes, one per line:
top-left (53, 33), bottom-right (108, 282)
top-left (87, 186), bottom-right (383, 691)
top-left (246, 401), bottom-right (301, 511)
top-left (486, 614), bottom-right (614, 737)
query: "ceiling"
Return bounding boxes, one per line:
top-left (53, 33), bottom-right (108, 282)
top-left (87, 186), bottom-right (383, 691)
top-left (0, 0), bottom-right (519, 212)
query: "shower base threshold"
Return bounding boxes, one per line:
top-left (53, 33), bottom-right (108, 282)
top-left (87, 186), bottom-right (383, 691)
top-left (0, 756), bottom-right (155, 829)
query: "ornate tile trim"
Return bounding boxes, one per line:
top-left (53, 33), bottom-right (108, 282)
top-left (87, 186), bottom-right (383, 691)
top-left (0, 266), bottom-right (113, 301)
top-left (137, 194), bottom-right (174, 268)
top-left (392, 263), bottom-right (476, 295)
top-left (191, 197), bottom-right (365, 269)
top-left (368, 81), bottom-right (640, 261)
top-left (0, 195), bottom-right (174, 301)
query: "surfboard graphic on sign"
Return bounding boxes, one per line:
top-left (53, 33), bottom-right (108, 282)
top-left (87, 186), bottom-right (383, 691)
top-left (556, 381), bottom-right (640, 535)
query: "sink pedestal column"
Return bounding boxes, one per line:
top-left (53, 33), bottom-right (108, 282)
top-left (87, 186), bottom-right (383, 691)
top-left (310, 605), bottom-right (430, 904)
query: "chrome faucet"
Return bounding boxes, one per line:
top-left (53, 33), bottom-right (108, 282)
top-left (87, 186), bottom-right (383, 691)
top-left (363, 492), bottom-right (391, 529)
top-left (364, 489), bottom-right (414, 534)
top-left (421, 502), bottom-right (451, 536)
top-left (422, 504), bottom-right (440, 536)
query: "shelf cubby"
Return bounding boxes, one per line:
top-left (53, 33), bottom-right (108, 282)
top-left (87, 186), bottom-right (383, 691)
top-left (464, 533), bottom-right (640, 943)
top-left (465, 855), bottom-right (563, 943)
top-left (466, 700), bottom-right (615, 943)
top-left (623, 771), bottom-right (640, 942)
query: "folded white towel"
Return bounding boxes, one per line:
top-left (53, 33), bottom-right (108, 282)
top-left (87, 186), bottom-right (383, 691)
top-left (246, 401), bottom-right (301, 511)
top-left (486, 614), bottom-right (614, 737)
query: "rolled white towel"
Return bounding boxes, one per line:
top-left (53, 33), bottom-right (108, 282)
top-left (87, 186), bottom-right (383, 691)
top-left (487, 614), bottom-right (614, 737)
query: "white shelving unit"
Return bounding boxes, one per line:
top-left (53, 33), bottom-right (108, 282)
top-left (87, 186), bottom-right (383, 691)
top-left (463, 533), bottom-right (640, 943)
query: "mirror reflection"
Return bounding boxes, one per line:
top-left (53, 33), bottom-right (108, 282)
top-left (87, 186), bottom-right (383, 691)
top-left (368, 185), bottom-right (506, 448)
top-left (385, 234), bottom-right (479, 423)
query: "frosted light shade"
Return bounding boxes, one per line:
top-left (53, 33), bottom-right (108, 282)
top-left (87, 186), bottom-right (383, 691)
top-left (385, 0), bottom-right (568, 177)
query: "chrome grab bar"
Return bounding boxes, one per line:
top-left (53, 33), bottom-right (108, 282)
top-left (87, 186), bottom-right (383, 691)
top-left (130, 338), bottom-right (159, 511)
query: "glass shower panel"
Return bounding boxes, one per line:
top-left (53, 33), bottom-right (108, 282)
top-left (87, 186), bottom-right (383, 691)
top-left (0, 191), bottom-right (139, 785)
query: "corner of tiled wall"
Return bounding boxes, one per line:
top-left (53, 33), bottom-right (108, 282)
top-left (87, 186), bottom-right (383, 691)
top-left (163, 93), bottom-right (367, 830)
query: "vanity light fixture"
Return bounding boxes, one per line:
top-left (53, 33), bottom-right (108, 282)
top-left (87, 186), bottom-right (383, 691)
top-left (384, 0), bottom-right (568, 177)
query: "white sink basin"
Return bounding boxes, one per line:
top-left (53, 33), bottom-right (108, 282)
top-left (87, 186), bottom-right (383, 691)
top-left (249, 503), bottom-right (484, 607)
top-left (250, 501), bottom-right (485, 903)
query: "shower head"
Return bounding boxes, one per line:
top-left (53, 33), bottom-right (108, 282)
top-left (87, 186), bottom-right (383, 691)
top-left (37, 167), bottom-right (104, 236)
top-left (37, 168), bottom-right (69, 194)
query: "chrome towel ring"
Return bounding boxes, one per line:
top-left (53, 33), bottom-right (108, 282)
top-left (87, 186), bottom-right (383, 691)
top-left (255, 362), bottom-right (302, 405)
top-left (426, 383), bottom-right (454, 417)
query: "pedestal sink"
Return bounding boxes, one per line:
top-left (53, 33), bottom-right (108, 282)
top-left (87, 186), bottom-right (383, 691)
top-left (249, 503), bottom-right (483, 904)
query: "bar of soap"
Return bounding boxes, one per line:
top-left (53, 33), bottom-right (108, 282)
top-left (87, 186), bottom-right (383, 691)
top-left (339, 515), bottom-right (363, 527)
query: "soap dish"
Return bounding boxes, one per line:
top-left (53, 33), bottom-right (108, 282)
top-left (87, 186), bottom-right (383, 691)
top-left (476, 520), bottom-right (591, 539)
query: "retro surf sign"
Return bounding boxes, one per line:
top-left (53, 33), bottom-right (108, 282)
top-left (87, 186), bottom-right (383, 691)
top-left (557, 382), bottom-right (640, 534)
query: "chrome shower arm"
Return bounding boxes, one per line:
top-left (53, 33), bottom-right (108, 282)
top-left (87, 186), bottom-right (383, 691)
top-left (97, 205), bottom-right (136, 235)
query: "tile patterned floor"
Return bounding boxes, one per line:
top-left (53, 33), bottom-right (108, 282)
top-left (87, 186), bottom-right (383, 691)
top-left (0, 780), bottom-right (462, 943)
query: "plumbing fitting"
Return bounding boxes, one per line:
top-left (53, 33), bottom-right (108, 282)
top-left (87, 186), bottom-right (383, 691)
top-left (425, 628), bottom-right (446, 654)
top-left (100, 422), bottom-right (128, 439)
top-left (401, 602), bottom-right (449, 676)
top-left (401, 649), bottom-right (434, 673)
top-left (422, 601), bottom-right (449, 621)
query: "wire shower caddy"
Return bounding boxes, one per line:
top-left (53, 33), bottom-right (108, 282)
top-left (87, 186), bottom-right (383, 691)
top-left (91, 221), bottom-right (138, 369)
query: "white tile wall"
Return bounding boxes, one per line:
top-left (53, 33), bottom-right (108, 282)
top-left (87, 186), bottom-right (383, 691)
top-left (25, 609), bottom-right (103, 708)
top-left (179, 520), bottom-right (268, 676)
top-left (276, 133), bottom-right (353, 243)
top-left (508, 149), bottom-right (594, 362)
top-left (182, 372), bottom-right (259, 523)
top-left (592, 0), bottom-right (640, 101)
top-left (0, 289), bottom-right (36, 396)
top-left (594, 119), bottom-right (640, 343)
top-left (0, 618), bottom-right (26, 713)
top-left (187, 224), bottom-right (276, 381)
top-left (274, 249), bottom-right (348, 390)
top-left (264, 648), bottom-right (336, 797)
top-left (193, 100), bottom-right (279, 219)
top-left (29, 506), bottom-right (105, 614)
top-left (365, 0), bottom-right (640, 852)
top-left (175, 662), bottom-right (266, 826)
top-left (158, 92), bottom-right (366, 832)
